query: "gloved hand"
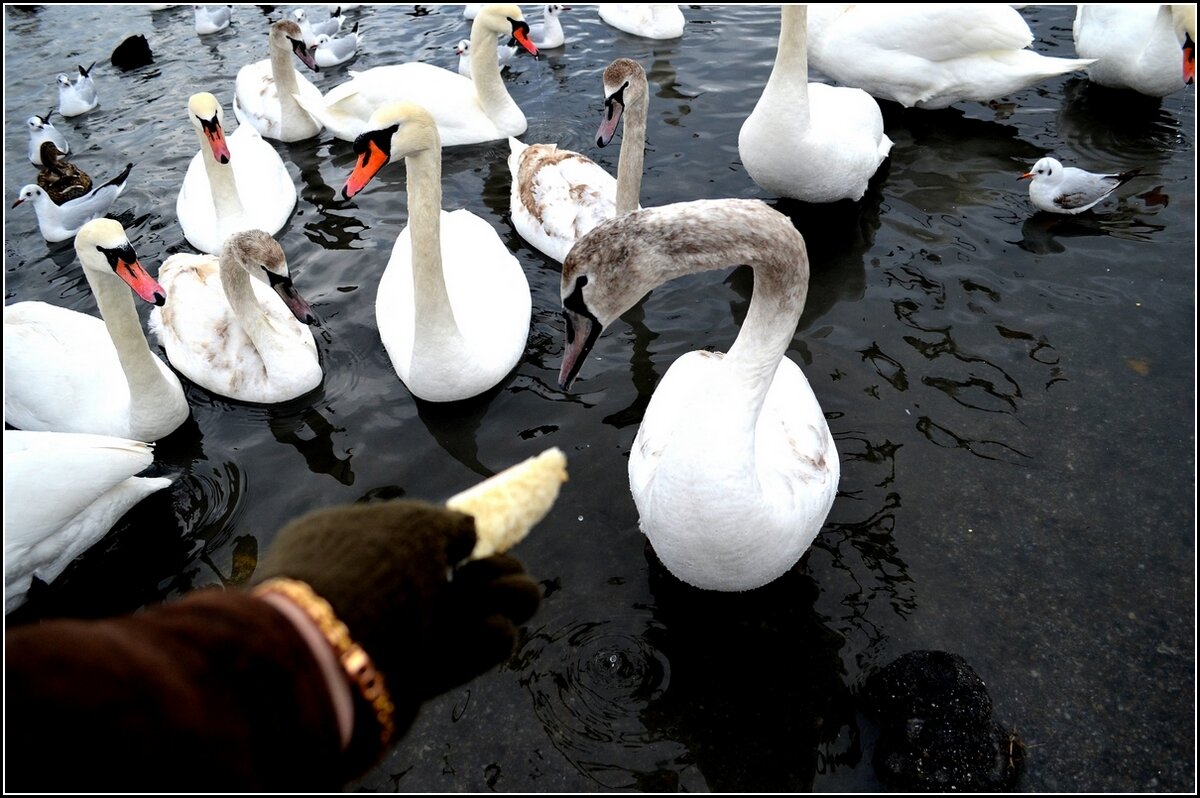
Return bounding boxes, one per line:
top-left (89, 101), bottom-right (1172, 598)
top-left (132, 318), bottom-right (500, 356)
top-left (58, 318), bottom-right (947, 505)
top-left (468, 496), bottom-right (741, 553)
top-left (250, 500), bottom-right (541, 748)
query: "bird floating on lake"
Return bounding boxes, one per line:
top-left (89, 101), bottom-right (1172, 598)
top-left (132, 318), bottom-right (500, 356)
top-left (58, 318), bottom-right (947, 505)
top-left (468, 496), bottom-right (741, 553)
top-left (1020, 157), bottom-right (1143, 215)
top-left (194, 5), bottom-right (232, 35)
top-left (57, 63), bottom-right (99, 117)
top-left (26, 110), bottom-right (69, 165)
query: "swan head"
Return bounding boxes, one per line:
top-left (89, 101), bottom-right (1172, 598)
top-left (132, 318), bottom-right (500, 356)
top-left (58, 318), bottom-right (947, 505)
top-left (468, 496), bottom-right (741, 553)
top-left (225, 229), bottom-right (318, 325)
top-left (341, 102), bottom-right (438, 200)
top-left (74, 218), bottom-right (168, 306)
top-left (476, 3), bottom-right (538, 56)
top-left (187, 92), bottom-right (231, 165)
top-left (1019, 157), bottom-right (1061, 182)
top-left (1175, 5), bottom-right (1197, 83)
top-left (271, 19), bottom-right (319, 72)
top-left (596, 58), bottom-right (646, 147)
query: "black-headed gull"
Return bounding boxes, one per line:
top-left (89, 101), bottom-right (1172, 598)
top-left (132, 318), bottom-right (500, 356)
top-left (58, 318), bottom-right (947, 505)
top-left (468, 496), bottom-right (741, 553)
top-left (13, 163), bottom-right (133, 243)
top-left (454, 37), bottom-right (516, 78)
top-left (1019, 156), bottom-right (1143, 215)
top-left (56, 63), bottom-right (99, 117)
top-left (293, 6), bottom-right (344, 45)
top-left (312, 22), bottom-right (362, 68)
top-left (26, 110), bottom-right (69, 165)
top-left (530, 4), bottom-right (570, 49)
top-left (194, 4), bottom-right (232, 35)
top-left (36, 142), bottom-right (93, 205)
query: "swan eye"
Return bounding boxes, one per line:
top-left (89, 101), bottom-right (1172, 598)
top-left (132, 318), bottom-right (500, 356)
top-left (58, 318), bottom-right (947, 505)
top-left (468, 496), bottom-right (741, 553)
top-left (97, 242), bottom-right (139, 273)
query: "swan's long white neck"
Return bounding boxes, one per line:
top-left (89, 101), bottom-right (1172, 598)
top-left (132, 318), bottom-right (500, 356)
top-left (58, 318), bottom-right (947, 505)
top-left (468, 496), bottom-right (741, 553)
top-left (615, 81), bottom-right (648, 215)
top-left (404, 140), bottom-right (467, 362)
top-left (84, 263), bottom-right (178, 439)
top-left (468, 23), bottom-right (521, 127)
top-left (761, 5), bottom-right (811, 128)
top-left (270, 40), bottom-right (307, 133)
top-left (220, 250), bottom-right (293, 376)
top-left (196, 126), bottom-right (244, 220)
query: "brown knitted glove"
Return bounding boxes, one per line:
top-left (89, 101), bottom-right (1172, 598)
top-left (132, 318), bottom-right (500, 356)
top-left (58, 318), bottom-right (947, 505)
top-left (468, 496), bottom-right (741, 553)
top-left (251, 500), bottom-right (541, 759)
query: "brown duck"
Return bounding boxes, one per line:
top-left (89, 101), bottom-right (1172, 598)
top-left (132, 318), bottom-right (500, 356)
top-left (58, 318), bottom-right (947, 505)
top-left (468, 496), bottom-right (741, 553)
top-left (36, 141), bottom-right (93, 205)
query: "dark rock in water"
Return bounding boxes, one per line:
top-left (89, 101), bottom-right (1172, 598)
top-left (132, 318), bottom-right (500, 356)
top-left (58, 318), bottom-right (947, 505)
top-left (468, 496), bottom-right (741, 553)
top-left (862, 650), bottom-right (1023, 791)
top-left (111, 34), bottom-right (153, 70)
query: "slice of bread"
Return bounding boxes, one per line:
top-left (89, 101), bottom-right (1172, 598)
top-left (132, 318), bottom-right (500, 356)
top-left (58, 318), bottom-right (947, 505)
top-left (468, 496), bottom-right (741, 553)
top-left (446, 447), bottom-right (569, 560)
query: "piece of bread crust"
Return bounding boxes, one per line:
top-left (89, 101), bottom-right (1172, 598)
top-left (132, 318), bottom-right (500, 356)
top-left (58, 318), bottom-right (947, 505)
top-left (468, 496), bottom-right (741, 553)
top-left (446, 447), bottom-right (569, 560)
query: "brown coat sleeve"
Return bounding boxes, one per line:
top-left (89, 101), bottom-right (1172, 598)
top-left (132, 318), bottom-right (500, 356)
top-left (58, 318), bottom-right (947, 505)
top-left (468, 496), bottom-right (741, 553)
top-left (5, 589), bottom-right (348, 792)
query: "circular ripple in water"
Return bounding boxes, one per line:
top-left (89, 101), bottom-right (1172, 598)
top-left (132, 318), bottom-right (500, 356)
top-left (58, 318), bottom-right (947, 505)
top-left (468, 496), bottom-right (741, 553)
top-left (513, 614), bottom-right (695, 790)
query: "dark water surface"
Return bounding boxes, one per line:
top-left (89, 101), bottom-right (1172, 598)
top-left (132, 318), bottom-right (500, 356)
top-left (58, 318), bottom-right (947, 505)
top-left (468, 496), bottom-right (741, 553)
top-left (4, 4), bottom-right (1195, 792)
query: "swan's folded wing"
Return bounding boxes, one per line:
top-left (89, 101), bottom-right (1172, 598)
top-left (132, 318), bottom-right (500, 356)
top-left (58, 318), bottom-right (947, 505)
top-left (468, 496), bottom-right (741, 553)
top-left (829, 5), bottom-right (1033, 62)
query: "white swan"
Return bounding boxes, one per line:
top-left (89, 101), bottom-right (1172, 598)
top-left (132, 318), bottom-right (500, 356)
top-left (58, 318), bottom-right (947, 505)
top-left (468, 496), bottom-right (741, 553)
top-left (149, 230), bottom-right (322, 404)
top-left (508, 57), bottom-right (647, 263)
top-left (599, 4), bottom-right (684, 40)
top-left (12, 163), bottom-right (134, 243)
top-left (293, 3), bottom-right (538, 145)
top-left (4, 219), bottom-right (189, 442)
top-left (739, 6), bottom-right (892, 204)
top-left (1073, 4), bottom-right (1197, 97)
top-left (233, 19), bottom-right (323, 142)
top-left (559, 199), bottom-right (839, 591)
top-left (805, 4), bottom-right (1096, 109)
top-left (4, 430), bottom-right (173, 613)
top-left (27, 110), bottom-right (69, 165)
top-left (177, 92), bottom-right (297, 255)
top-left (341, 103), bottom-right (530, 402)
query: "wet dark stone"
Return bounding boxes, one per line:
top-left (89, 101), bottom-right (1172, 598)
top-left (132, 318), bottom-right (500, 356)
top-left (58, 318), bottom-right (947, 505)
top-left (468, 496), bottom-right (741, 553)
top-left (111, 34), bottom-right (153, 70)
top-left (862, 650), bottom-right (1022, 792)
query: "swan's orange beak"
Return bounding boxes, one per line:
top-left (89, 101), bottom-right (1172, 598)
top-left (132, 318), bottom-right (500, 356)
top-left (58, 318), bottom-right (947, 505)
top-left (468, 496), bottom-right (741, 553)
top-left (117, 254), bottom-right (167, 306)
top-left (510, 18), bottom-right (538, 56)
top-left (1184, 32), bottom-right (1195, 85)
top-left (201, 115), bottom-right (231, 164)
top-left (343, 139), bottom-right (389, 199)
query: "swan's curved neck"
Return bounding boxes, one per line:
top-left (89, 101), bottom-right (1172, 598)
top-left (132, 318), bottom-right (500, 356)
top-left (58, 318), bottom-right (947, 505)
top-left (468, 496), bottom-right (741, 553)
top-left (405, 143), bottom-right (462, 350)
top-left (220, 252), bottom-right (292, 374)
top-left (762, 5), bottom-right (811, 125)
top-left (637, 202), bottom-right (808, 416)
top-left (270, 41), bottom-right (307, 131)
top-left (615, 81), bottom-right (649, 215)
top-left (469, 24), bottom-right (521, 123)
top-left (85, 265), bottom-right (175, 436)
top-left (197, 128), bottom-right (244, 219)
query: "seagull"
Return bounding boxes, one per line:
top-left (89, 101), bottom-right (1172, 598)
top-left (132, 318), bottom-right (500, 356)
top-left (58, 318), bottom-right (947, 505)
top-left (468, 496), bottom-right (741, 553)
top-left (530, 4), bottom-right (570, 49)
top-left (194, 4), bottom-right (232, 35)
top-left (454, 37), bottom-right (516, 78)
top-left (312, 22), bottom-right (362, 68)
top-left (36, 142), bottom-right (93, 205)
top-left (293, 6), bottom-right (344, 44)
top-left (13, 163), bottom-right (134, 243)
top-left (56, 63), bottom-right (99, 117)
top-left (1020, 156), bottom-right (1143, 215)
top-left (27, 109), bottom-right (69, 165)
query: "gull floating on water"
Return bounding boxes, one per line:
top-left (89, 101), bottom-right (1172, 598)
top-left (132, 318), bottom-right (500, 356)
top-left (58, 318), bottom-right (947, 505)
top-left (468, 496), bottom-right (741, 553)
top-left (293, 6), bottom-right (344, 45)
top-left (57, 63), bottom-right (99, 117)
top-left (312, 23), bottom-right (362, 68)
top-left (454, 37), bottom-right (516, 78)
top-left (1019, 156), bottom-right (1143, 215)
top-left (13, 163), bottom-right (134, 243)
top-left (194, 4), bottom-right (232, 35)
top-left (27, 109), bottom-right (69, 164)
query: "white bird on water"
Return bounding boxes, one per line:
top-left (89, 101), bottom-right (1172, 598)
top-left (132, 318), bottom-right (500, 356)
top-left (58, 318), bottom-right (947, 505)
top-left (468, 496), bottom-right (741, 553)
top-left (194, 4), bottom-right (232, 35)
top-left (27, 110), bottom-right (69, 165)
top-left (57, 63), bottom-right (99, 117)
top-left (312, 23), bottom-right (362, 68)
top-left (1019, 156), bottom-right (1143, 215)
top-left (13, 163), bottom-right (134, 243)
